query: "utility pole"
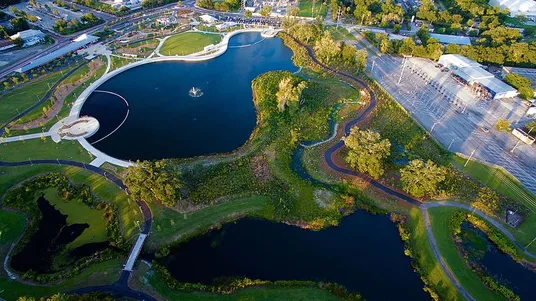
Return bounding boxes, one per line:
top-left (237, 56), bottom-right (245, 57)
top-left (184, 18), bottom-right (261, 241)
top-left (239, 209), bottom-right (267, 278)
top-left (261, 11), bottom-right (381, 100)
top-left (371, 60), bottom-right (375, 74)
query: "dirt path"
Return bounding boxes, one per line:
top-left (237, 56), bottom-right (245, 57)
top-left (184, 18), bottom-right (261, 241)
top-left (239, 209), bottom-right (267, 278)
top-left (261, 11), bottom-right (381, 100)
top-left (11, 58), bottom-right (104, 131)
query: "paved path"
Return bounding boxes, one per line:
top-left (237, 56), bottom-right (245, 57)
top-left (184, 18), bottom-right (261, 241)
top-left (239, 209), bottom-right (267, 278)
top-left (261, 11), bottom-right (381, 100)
top-left (286, 33), bottom-right (477, 299)
top-left (422, 201), bottom-right (536, 260)
top-left (421, 207), bottom-right (477, 301)
top-left (1, 132), bottom-right (51, 143)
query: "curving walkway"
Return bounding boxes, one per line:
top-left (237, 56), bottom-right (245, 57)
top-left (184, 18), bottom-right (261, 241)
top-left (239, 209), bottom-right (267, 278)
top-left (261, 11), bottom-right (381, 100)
top-left (422, 201), bottom-right (536, 260)
top-left (285, 33), bottom-right (475, 299)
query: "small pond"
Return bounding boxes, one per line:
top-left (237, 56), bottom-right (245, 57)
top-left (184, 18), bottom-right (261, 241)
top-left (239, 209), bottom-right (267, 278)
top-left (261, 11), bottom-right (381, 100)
top-left (161, 212), bottom-right (430, 301)
top-left (81, 33), bottom-right (297, 161)
top-left (10, 195), bottom-right (108, 273)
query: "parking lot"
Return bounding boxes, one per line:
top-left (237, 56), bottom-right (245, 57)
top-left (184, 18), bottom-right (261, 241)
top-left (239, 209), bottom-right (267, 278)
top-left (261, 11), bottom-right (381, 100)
top-left (359, 43), bottom-right (536, 194)
top-left (2, 0), bottom-right (83, 31)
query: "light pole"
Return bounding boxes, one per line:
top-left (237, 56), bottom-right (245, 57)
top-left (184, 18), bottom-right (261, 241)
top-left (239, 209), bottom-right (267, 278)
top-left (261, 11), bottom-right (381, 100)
top-left (448, 137), bottom-right (459, 150)
top-left (431, 121), bottom-right (441, 133)
top-left (464, 149), bottom-right (476, 167)
top-left (398, 55), bottom-right (411, 85)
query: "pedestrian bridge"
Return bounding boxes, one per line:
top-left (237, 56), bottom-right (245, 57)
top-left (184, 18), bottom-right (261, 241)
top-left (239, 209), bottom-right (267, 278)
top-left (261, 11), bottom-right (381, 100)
top-left (123, 233), bottom-right (147, 271)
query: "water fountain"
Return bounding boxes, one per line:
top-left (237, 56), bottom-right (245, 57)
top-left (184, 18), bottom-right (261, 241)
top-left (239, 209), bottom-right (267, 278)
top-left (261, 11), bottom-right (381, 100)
top-left (189, 87), bottom-right (203, 98)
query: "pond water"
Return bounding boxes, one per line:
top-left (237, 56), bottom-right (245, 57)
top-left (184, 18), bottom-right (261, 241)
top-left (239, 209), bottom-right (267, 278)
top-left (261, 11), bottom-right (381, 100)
top-left (479, 233), bottom-right (536, 300)
top-left (81, 33), bottom-right (297, 161)
top-left (10, 196), bottom-right (107, 273)
top-left (162, 213), bottom-right (430, 301)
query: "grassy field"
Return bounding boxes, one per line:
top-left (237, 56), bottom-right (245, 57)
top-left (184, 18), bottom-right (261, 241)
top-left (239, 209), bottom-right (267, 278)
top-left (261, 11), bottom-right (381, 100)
top-left (327, 26), bottom-right (356, 41)
top-left (428, 206), bottom-right (504, 301)
top-left (44, 188), bottom-right (108, 249)
top-left (407, 208), bottom-right (464, 300)
top-left (452, 156), bottom-right (536, 253)
top-left (147, 196), bottom-right (273, 248)
top-left (298, 0), bottom-right (327, 18)
top-left (160, 32), bottom-right (223, 56)
top-left (0, 69), bottom-right (72, 125)
top-left (0, 210), bottom-right (26, 244)
top-left (0, 138), bottom-right (92, 162)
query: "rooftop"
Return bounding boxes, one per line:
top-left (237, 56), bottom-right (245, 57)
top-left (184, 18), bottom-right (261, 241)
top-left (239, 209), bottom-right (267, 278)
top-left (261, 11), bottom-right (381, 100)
top-left (429, 33), bottom-right (471, 45)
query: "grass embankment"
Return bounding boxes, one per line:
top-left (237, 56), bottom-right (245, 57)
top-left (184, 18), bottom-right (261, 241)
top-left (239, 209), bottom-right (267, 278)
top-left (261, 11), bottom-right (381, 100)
top-left (327, 26), bottom-right (356, 41)
top-left (0, 210), bottom-right (26, 244)
top-left (0, 68), bottom-right (74, 125)
top-left (148, 196), bottom-right (272, 248)
top-left (406, 208), bottom-right (465, 300)
top-left (160, 32), bottom-right (223, 56)
top-left (148, 275), bottom-right (342, 301)
top-left (428, 206), bottom-right (504, 301)
top-left (0, 138), bottom-right (92, 162)
top-left (453, 156), bottom-right (536, 254)
top-left (44, 188), bottom-right (107, 249)
top-left (298, 0), bottom-right (327, 18)
top-left (0, 258), bottom-right (123, 301)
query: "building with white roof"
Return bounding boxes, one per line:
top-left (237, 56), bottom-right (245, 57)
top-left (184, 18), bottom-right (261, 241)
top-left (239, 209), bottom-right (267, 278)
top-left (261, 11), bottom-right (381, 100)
top-left (429, 33), bottom-right (471, 45)
top-left (199, 14), bottom-right (217, 24)
top-left (439, 54), bottom-right (518, 99)
top-left (489, 0), bottom-right (536, 18)
top-left (17, 34), bottom-right (99, 73)
top-left (10, 29), bottom-right (45, 47)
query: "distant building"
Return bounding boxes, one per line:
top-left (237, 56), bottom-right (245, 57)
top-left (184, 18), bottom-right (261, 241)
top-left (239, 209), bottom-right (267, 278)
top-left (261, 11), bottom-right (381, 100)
top-left (489, 0), bottom-right (536, 18)
top-left (16, 34), bottom-right (99, 73)
top-left (506, 209), bottom-right (524, 228)
top-left (156, 16), bottom-right (178, 26)
top-left (429, 33), bottom-right (471, 45)
top-left (439, 54), bottom-right (518, 100)
top-left (10, 29), bottom-right (45, 47)
top-left (199, 14), bottom-right (217, 24)
top-left (0, 39), bottom-right (15, 51)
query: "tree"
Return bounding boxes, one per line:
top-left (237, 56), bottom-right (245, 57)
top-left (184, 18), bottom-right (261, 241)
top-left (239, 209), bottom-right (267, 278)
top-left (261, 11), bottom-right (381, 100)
top-left (518, 86), bottom-right (535, 100)
top-left (276, 76), bottom-right (307, 112)
top-left (314, 32), bottom-right (340, 64)
top-left (287, 6), bottom-right (300, 17)
top-left (13, 37), bottom-right (23, 47)
top-left (495, 119), bottom-right (510, 131)
top-left (343, 127), bottom-right (391, 179)
top-left (244, 10), bottom-right (252, 19)
top-left (259, 6), bottom-right (272, 17)
top-left (177, 0), bottom-right (183, 6)
top-left (472, 187), bottom-right (499, 213)
top-left (125, 160), bottom-right (181, 207)
top-left (400, 159), bottom-right (446, 198)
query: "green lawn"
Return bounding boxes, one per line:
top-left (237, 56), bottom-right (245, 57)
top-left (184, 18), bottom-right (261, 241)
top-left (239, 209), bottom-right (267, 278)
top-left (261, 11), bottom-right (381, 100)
top-left (0, 138), bottom-right (92, 162)
top-left (407, 208), bottom-right (464, 300)
top-left (298, 0), bottom-right (327, 18)
top-left (160, 32), bottom-right (223, 56)
top-left (428, 206), bottom-right (504, 301)
top-left (0, 258), bottom-right (124, 301)
top-left (327, 26), bottom-right (356, 41)
top-left (44, 188), bottom-right (108, 249)
top-left (0, 210), bottom-right (26, 244)
top-left (452, 156), bottom-right (536, 253)
top-left (0, 70), bottom-right (70, 125)
top-left (147, 196), bottom-right (272, 249)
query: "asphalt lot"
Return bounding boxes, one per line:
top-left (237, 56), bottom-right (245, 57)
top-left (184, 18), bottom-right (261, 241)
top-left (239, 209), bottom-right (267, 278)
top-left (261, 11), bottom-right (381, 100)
top-left (351, 33), bottom-right (536, 194)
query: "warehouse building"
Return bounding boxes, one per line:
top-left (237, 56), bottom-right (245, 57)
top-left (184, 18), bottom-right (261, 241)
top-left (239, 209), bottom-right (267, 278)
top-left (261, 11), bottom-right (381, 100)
top-left (10, 29), bottom-right (45, 47)
top-left (438, 54), bottom-right (518, 99)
